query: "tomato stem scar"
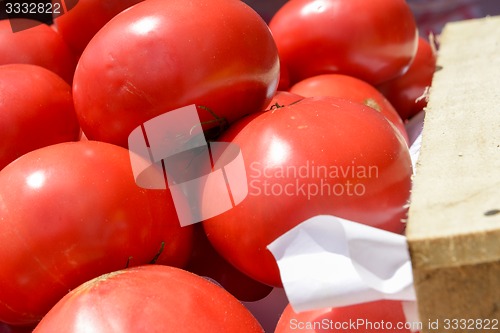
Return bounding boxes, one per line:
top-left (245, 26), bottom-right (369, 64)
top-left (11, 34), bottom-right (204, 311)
top-left (197, 105), bottom-right (229, 139)
top-left (267, 99), bottom-right (302, 112)
top-left (125, 256), bottom-right (133, 268)
top-left (149, 241), bottom-right (166, 264)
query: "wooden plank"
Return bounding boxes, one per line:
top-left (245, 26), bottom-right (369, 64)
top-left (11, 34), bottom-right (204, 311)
top-left (406, 15), bottom-right (500, 332)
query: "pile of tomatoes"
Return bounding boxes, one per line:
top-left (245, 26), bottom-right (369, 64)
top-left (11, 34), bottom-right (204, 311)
top-left (0, 0), bottom-right (436, 332)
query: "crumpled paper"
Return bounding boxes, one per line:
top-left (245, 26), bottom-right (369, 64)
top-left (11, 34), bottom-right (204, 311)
top-left (267, 215), bottom-right (416, 313)
top-left (266, 116), bottom-right (424, 328)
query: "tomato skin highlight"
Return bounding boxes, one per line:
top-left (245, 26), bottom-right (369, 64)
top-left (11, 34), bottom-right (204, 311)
top-left (73, 0), bottom-right (280, 147)
top-left (0, 141), bottom-right (192, 325)
top-left (269, 0), bottom-right (418, 85)
top-left (33, 265), bottom-right (265, 333)
top-left (289, 74), bottom-right (409, 144)
top-left (0, 64), bottom-right (80, 171)
top-left (377, 37), bottom-right (437, 120)
top-left (203, 97), bottom-right (412, 287)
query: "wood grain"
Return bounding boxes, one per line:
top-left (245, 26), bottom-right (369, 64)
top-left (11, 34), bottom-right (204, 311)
top-left (406, 15), bottom-right (500, 332)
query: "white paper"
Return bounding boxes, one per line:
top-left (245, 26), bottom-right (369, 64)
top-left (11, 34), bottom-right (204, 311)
top-left (405, 110), bottom-right (425, 147)
top-left (409, 132), bottom-right (423, 174)
top-left (405, 110), bottom-right (425, 174)
top-left (264, 113), bottom-right (425, 329)
top-left (267, 215), bottom-right (416, 314)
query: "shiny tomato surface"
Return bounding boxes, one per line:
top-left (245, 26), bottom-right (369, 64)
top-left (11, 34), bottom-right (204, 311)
top-left (203, 97), bottom-right (412, 287)
top-left (0, 64), bottom-right (80, 170)
top-left (33, 265), bottom-right (264, 333)
top-left (269, 0), bottom-right (418, 85)
top-left (0, 19), bottom-right (77, 83)
top-left (52, 0), bottom-right (145, 57)
top-left (378, 37), bottom-right (437, 120)
top-left (0, 141), bottom-right (192, 325)
top-left (289, 74), bottom-right (409, 143)
top-left (73, 0), bottom-right (279, 147)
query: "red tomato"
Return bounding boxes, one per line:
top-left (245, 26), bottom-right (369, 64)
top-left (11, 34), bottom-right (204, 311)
top-left (186, 224), bottom-right (273, 302)
top-left (203, 97), bottom-right (412, 287)
top-left (52, 0), bottom-right (145, 57)
top-left (0, 141), bottom-right (193, 325)
top-left (289, 74), bottom-right (409, 144)
top-left (0, 19), bottom-right (77, 83)
top-left (377, 37), bottom-right (437, 120)
top-left (73, 0), bottom-right (279, 147)
top-left (278, 59), bottom-right (291, 91)
top-left (34, 265), bottom-right (264, 333)
top-left (0, 64), bottom-right (80, 170)
top-left (275, 300), bottom-right (416, 333)
top-left (269, 0), bottom-right (418, 85)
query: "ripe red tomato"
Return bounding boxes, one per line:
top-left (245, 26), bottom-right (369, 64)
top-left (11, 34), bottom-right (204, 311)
top-left (0, 141), bottom-right (193, 325)
top-left (186, 224), bottom-right (273, 302)
top-left (377, 37), bottom-right (437, 120)
top-left (0, 19), bottom-right (77, 83)
top-left (289, 74), bottom-right (409, 143)
top-left (278, 59), bottom-right (291, 91)
top-left (275, 300), bottom-right (416, 333)
top-left (269, 0), bottom-right (418, 85)
top-left (73, 0), bottom-right (279, 147)
top-left (52, 0), bottom-right (145, 57)
top-left (33, 265), bottom-right (264, 333)
top-left (203, 97), bottom-right (412, 287)
top-left (0, 64), bottom-right (80, 171)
